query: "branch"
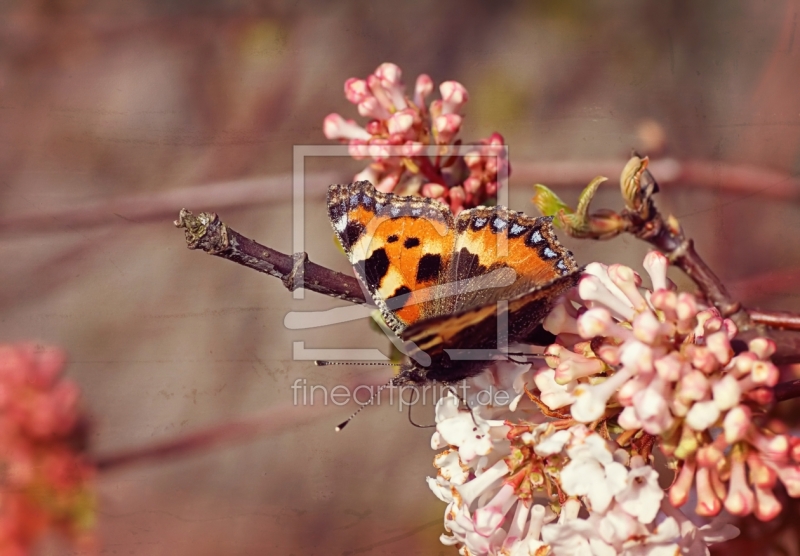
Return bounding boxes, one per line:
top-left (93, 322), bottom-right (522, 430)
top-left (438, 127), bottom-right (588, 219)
top-left (93, 402), bottom-right (327, 472)
top-left (174, 209), bottom-right (367, 305)
top-left (3, 158), bottom-right (797, 238)
top-left (749, 310), bottom-right (800, 332)
top-left (173, 209), bottom-right (800, 404)
top-left (0, 172), bottom-right (337, 237)
top-left (93, 371), bottom-right (393, 472)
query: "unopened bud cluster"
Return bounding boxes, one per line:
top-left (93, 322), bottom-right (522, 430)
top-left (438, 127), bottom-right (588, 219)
top-left (0, 344), bottom-right (94, 555)
top-left (324, 63), bottom-right (507, 212)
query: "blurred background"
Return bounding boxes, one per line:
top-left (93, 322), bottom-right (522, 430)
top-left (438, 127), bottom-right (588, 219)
top-left (1, 0), bottom-right (800, 554)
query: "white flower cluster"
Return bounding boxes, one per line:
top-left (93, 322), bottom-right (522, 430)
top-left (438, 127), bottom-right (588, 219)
top-left (429, 383), bottom-right (738, 556)
top-left (423, 252), bottom-right (789, 555)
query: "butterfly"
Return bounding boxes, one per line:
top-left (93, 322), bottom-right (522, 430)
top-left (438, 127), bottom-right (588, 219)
top-left (327, 180), bottom-right (581, 386)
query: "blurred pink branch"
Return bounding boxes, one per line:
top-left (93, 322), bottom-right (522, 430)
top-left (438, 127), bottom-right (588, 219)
top-left (94, 376), bottom-right (390, 472)
top-left (514, 158), bottom-right (800, 199)
top-left (0, 172), bottom-right (337, 237)
top-left (730, 267), bottom-right (800, 304)
top-left (1, 158), bottom-right (798, 237)
top-left (94, 402), bottom-right (330, 472)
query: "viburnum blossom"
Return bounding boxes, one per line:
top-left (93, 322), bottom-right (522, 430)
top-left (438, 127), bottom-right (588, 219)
top-left (424, 252), bottom-right (798, 554)
top-left (323, 63), bottom-right (508, 212)
top-left (0, 343), bottom-right (95, 555)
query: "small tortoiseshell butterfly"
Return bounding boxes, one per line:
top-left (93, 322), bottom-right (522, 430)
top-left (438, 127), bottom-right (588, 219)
top-left (327, 181), bottom-right (581, 386)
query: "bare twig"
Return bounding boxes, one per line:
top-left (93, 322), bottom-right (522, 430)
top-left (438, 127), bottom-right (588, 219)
top-left (749, 310), bottom-right (800, 332)
top-left (174, 209), bottom-right (800, 400)
top-left (174, 209), bottom-right (367, 305)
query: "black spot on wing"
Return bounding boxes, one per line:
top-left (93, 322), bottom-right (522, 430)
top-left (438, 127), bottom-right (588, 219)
top-left (453, 248), bottom-right (486, 281)
top-left (341, 221), bottom-right (366, 250)
top-left (387, 285), bottom-right (412, 310)
top-left (363, 248), bottom-right (390, 289)
top-left (403, 237), bottom-right (420, 249)
top-left (387, 235), bottom-right (399, 243)
top-left (416, 253), bottom-right (442, 283)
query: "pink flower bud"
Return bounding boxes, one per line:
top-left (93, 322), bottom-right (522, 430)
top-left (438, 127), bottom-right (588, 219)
top-left (731, 352), bottom-right (757, 377)
top-left (748, 452), bottom-right (777, 488)
top-left (705, 331), bottom-right (733, 366)
top-left (712, 374), bottom-right (741, 411)
top-left (676, 293), bottom-right (699, 334)
top-left (596, 344), bottom-right (621, 366)
top-left (347, 139), bottom-right (370, 159)
top-left (578, 275), bottom-right (636, 322)
top-left (401, 141), bottom-right (424, 157)
top-left (697, 444), bottom-right (724, 468)
top-left (608, 264), bottom-right (648, 312)
top-left (643, 251), bottom-right (670, 291)
top-left (669, 458), bottom-right (696, 507)
top-left (449, 186), bottom-right (466, 214)
top-left (386, 109), bottom-right (416, 137)
top-left (367, 139), bottom-right (392, 162)
top-left (695, 466), bottom-right (722, 516)
top-left (323, 113), bottom-right (372, 141)
top-left (754, 486), bottom-right (782, 521)
top-left (543, 301), bottom-right (579, 336)
top-left (701, 316), bottom-right (723, 336)
top-left (632, 310), bottom-right (662, 344)
top-left (749, 338), bottom-right (777, 360)
top-left (367, 73), bottom-right (402, 114)
top-left (576, 307), bottom-right (616, 338)
top-left (421, 183), bottom-right (446, 199)
top-left (617, 375), bottom-right (648, 406)
top-left (463, 149), bottom-right (483, 169)
top-left (750, 430), bottom-right (788, 462)
top-left (751, 360), bottom-right (779, 387)
top-left (618, 406), bottom-right (642, 429)
top-left (649, 289), bottom-right (678, 322)
top-left (554, 357), bottom-right (603, 385)
top-left (439, 80), bottom-right (469, 115)
top-left (375, 172), bottom-right (400, 194)
top-left (686, 400), bottom-right (720, 431)
top-left (374, 63), bottom-right (407, 109)
top-left (414, 74), bottom-right (433, 108)
top-left (620, 340), bottom-right (655, 374)
top-left (722, 318), bottom-right (738, 340)
top-left (434, 114), bottom-right (462, 144)
top-left (463, 176), bottom-right (482, 194)
top-left (654, 353), bottom-right (686, 382)
top-left (358, 97), bottom-right (391, 120)
top-left (677, 370), bottom-right (710, 403)
top-left (687, 345), bottom-right (718, 374)
top-left (344, 78), bottom-right (371, 104)
top-left (725, 456), bottom-right (755, 516)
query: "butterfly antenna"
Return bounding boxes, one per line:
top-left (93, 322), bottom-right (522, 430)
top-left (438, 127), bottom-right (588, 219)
top-left (405, 387), bottom-right (436, 428)
top-left (335, 379), bottom-right (393, 432)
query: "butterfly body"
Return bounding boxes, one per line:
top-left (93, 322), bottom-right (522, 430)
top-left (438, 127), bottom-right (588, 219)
top-left (327, 181), bottom-right (580, 385)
